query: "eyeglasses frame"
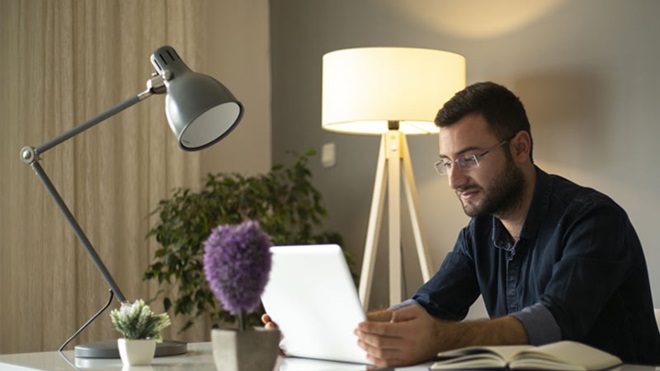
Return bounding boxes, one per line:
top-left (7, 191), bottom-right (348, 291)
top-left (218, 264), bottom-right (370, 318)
top-left (434, 134), bottom-right (516, 175)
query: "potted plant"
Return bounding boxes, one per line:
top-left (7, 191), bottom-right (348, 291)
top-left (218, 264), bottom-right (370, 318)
top-left (110, 299), bottom-right (171, 366)
top-left (143, 150), bottom-right (351, 332)
top-left (203, 220), bottom-right (280, 371)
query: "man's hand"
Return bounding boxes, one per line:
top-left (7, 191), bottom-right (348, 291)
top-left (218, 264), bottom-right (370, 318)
top-left (355, 304), bottom-right (445, 367)
top-left (355, 304), bottom-right (529, 367)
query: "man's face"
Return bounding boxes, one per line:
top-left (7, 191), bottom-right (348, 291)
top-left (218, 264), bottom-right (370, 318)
top-left (438, 114), bottom-right (525, 217)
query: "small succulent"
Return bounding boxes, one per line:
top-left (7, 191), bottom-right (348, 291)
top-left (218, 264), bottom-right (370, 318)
top-left (110, 299), bottom-right (171, 342)
top-left (203, 220), bottom-right (272, 330)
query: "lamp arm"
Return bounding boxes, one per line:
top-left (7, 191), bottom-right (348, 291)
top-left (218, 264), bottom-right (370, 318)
top-left (19, 74), bottom-right (167, 304)
top-left (34, 90), bottom-right (153, 156)
top-left (29, 159), bottom-right (128, 303)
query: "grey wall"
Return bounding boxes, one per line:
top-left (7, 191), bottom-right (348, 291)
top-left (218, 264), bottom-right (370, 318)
top-left (270, 0), bottom-right (660, 312)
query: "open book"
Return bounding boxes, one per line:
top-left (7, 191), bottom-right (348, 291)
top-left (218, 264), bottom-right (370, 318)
top-left (431, 341), bottom-right (622, 370)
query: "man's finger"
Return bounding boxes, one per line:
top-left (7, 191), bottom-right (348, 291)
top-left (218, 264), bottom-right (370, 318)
top-left (359, 339), bottom-right (408, 368)
top-left (355, 327), bottom-right (402, 349)
top-left (261, 313), bottom-right (279, 329)
top-left (358, 320), bottom-right (416, 338)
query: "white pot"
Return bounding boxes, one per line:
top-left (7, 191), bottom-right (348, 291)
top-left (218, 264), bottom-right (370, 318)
top-left (117, 338), bottom-right (156, 366)
top-left (211, 328), bottom-right (280, 371)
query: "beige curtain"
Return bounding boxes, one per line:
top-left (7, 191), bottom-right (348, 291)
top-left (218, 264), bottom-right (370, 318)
top-left (0, 0), bottom-right (226, 353)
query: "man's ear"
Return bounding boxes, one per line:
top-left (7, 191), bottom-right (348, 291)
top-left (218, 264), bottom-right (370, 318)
top-left (511, 131), bottom-right (532, 163)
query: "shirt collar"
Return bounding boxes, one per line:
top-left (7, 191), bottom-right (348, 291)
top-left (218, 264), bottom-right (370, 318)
top-left (491, 219), bottom-right (514, 250)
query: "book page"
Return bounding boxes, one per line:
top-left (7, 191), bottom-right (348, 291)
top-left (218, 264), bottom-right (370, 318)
top-left (431, 353), bottom-right (507, 369)
top-left (432, 346), bottom-right (532, 370)
top-left (433, 341), bottom-right (622, 371)
top-left (510, 341), bottom-right (622, 371)
top-left (437, 345), bottom-right (532, 362)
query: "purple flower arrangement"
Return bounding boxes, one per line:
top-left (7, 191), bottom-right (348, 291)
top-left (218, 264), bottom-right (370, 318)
top-left (203, 220), bottom-right (272, 330)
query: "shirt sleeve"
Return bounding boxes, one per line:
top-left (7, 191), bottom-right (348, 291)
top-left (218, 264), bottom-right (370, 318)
top-left (511, 303), bottom-right (561, 345)
top-left (389, 298), bottom-right (419, 311)
top-left (539, 198), bottom-right (633, 340)
top-left (411, 228), bottom-right (482, 321)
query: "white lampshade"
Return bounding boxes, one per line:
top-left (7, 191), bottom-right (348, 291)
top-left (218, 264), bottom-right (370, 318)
top-left (322, 47), bottom-right (466, 135)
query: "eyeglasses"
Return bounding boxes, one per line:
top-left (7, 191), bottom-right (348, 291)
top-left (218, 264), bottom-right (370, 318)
top-left (434, 135), bottom-right (515, 175)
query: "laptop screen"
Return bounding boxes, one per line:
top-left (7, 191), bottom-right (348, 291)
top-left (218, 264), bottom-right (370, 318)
top-left (261, 244), bottom-right (370, 364)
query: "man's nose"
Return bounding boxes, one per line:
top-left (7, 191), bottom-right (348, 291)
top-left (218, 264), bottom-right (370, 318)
top-left (448, 165), bottom-right (467, 190)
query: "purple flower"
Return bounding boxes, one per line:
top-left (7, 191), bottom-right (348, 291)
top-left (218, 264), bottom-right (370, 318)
top-left (203, 220), bottom-right (272, 316)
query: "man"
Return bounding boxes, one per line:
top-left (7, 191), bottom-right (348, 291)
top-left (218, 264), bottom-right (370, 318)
top-left (353, 81), bottom-right (660, 367)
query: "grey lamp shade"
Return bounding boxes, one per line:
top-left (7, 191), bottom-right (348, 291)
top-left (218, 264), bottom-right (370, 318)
top-left (151, 46), bottom-right (243, 151)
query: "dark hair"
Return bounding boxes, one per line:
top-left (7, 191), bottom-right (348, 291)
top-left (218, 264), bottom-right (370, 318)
top-left (435, 81), bottom-right (533, 160)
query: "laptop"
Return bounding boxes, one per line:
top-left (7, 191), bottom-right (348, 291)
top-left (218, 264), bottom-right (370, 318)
top-left (261, 244), bottom-right (370, 365)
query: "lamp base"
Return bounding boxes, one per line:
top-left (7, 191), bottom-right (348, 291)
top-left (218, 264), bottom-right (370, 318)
top-left (74, 339), bottom-right (187, 358)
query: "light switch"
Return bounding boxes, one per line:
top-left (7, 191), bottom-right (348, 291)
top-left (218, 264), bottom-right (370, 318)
top-left (321, 142), bottom-right (336, 168)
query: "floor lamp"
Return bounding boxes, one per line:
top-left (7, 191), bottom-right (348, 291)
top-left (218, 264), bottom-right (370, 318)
top-left (322, 47), bottom-right (465, 308)
top-left (20, 45), bottom-right (243, 358)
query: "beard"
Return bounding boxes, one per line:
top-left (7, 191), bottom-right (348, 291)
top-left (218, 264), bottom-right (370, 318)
top-left (457, 158), bottom-right (526, 218)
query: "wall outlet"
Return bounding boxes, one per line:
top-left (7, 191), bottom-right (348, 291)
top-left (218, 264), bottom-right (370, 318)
top-left (321, 142), bottom-right (336, 168)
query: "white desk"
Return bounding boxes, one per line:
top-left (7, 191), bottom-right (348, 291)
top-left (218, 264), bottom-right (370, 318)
top-left (0, 342), bottom-right (430, 371)
top-left (0, 343), bottom-right (657, 371)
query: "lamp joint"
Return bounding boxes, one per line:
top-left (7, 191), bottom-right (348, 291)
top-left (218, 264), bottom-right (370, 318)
top-left (388, 120), bottom-right (400, 131)
top-left (144, 71), bottom-right (170, 97)
top-left (20, 146), bottom-right (38, 164)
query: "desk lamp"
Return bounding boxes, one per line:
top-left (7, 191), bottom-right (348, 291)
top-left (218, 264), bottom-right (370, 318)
top-left (20, 45), bottom-right (243, 358)
top-left (322, 47), bottom-right (465, 308)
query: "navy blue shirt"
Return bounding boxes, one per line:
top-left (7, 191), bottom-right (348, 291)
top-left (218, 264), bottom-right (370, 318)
top-left (411, 167), bottom-right (660, 365)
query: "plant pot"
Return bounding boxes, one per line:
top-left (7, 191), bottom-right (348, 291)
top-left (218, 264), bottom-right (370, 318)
top-left (117, 338), bottom-right (156, 366)
top-left (211, 328), bottom-right (280, 371)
